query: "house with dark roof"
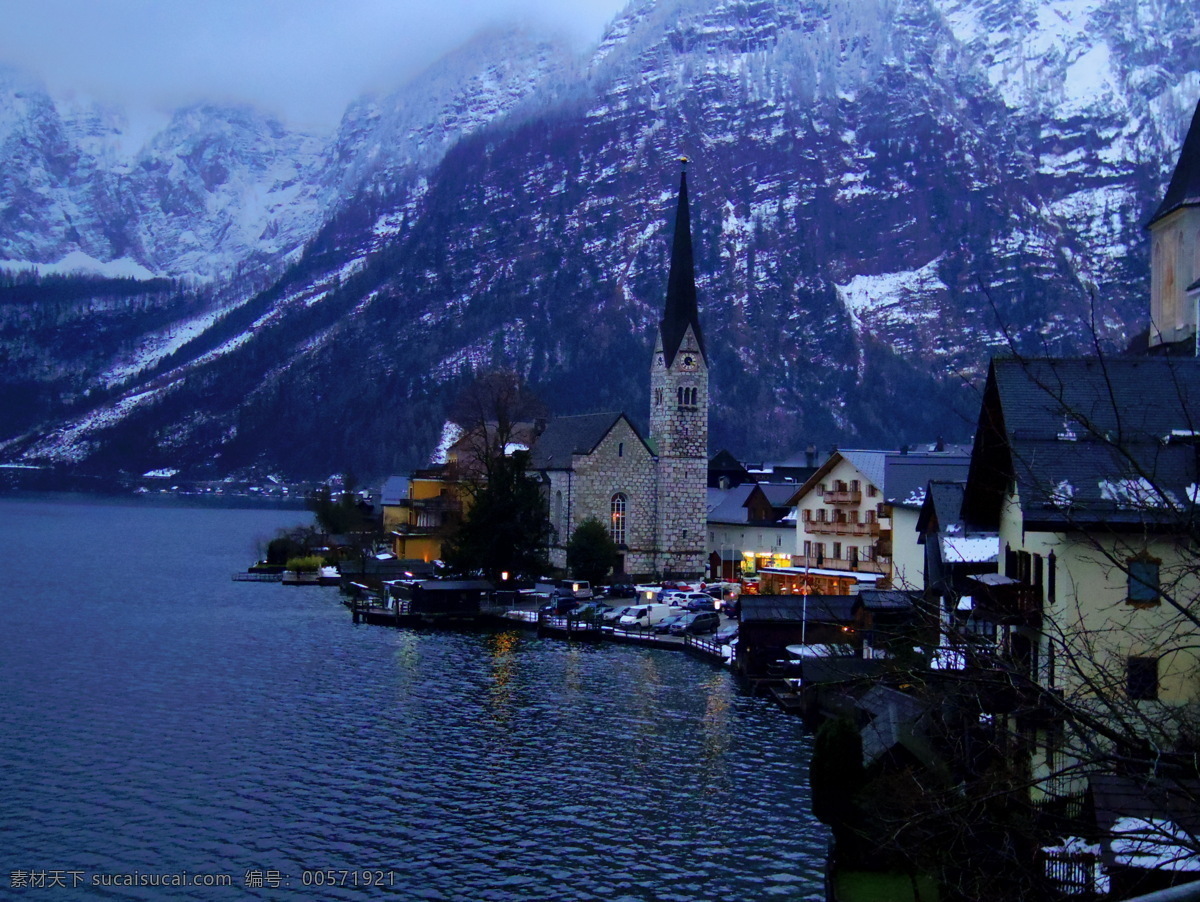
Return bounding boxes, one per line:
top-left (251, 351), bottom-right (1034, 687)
top-left (915, 479), bottom-right (998, 646)
top-left (706, 481), bottom-right (798, 580)
top-left (763, 444), bottom-right (971, 596)
top-left (883, 445), bottom-right (972, 590)
top-left (960, 355), bottom-right (1200, 807)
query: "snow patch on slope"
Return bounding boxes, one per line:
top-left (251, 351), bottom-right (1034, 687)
top-left (836, 256), bottom-right (947, 329)
top-left (0, 252), bottom-right (160, 280)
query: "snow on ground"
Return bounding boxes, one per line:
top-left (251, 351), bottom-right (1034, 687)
top-left (431, 422), bottom-right (465, 464)
top-left (101, 306), bottom-right (228, 387)
top-left (1, 252), bottom-right (160, 280)
top-left (101, 256), bottom-right (367, 387)
top-left (835, 255), bottom-right (946, 331)
top-left (1060, 42), bottom-right (1119, 115)
top-left (1110, 817), bottom-right (1200, 872)
top-left (24, 387), bottom-right (164, 463)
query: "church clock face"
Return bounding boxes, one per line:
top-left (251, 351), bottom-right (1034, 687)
top-left (681, 354), bottom-right (696, 369)
top-left (656, 354), bottom-right (665, 367)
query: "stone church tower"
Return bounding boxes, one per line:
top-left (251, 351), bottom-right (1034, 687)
top-left (649, 166), bottom-right (708, 577)
top-left (1148, 98), bottom-right (1200, 352)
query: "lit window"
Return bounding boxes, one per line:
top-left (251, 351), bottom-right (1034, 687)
top-left (610, 493), bottom-right (627, 546)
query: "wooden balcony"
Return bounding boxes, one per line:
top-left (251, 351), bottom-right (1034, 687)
top-left (793, 554), bottom-right (888, 575)
top-left (805, 520), bottom-right (880, 537)
top-left (969, 573), bottom-right (1042, 627)
top-left (823, 489), bottom-right (862, 505)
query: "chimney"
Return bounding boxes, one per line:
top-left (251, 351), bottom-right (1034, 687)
top-left (900, 444), bottom-right (909, 456)
top-left (806, 443), bottom-right (817, 467)
top-left (935, 435), bottom-right (945, 452)
top-left (534, 417), bottom-right (547, 437)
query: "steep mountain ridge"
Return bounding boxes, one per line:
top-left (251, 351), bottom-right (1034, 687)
top-left (2, 0), bottom-right (1199, 483)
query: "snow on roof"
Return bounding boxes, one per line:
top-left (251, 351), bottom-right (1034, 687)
top-left (1110, 817), bottom-right (1200, 872)
top-left (1099, 477), bottom-right (1180, 510)
top-left (941, 534), bottom-right (998, 564)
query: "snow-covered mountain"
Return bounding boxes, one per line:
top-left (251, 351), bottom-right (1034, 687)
top-left (2, 0), bottom-right (1199, 484)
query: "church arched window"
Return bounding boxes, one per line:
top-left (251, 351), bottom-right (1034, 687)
top-left (677, 386), bottom-right (684, 406)
top-left (610, 493), bottom-right (627, 546)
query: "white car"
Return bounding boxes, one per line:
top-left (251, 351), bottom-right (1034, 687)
top-left (617, 604), bottom-right (676, 629)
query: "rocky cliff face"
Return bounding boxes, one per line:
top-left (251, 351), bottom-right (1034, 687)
top-left (2, 0), bottom-right (1198, 482)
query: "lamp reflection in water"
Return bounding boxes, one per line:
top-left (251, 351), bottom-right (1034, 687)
top-left (700, 673), bottom-right (733, 790)
top-left (488, 630), bottom-right (520, 722)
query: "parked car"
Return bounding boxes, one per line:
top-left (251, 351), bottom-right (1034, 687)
top-left (652, 612), bottom-right (691, 634)
top-left (715, 623), bottom-right (739, 644)
top-left (605, 584), bottom-right (638, 599)
top-left (601, 605), bottom-right (638, 624)
top-left (571, 602), bottom-right (613, 621)
top-left (618, 603), bottom-right (676, 629)
top-left (668, 611), bottom-right (721, 636)
top-left (679, 592), bottom-right (717, 612)
top-left (540, 597), bottom-right (580, 615)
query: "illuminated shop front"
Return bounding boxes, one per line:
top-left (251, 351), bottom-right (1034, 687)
top-left (758, 566), bottom-right (882, 597)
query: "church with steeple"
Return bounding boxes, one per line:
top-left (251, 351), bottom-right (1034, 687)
top-left (530, 167), bottom-right (708, 579)
top-left (1147, 98), bottom-right (1200, 354)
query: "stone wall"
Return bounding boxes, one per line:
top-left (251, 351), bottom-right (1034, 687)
top-left (545, 417), bottom-right (659, 576)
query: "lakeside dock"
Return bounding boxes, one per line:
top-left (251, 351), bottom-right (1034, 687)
top-left (340, 593), bottom-right (734, 668)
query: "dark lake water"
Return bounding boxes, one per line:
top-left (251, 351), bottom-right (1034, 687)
top-left (1, 496), bottom-right (828, 899)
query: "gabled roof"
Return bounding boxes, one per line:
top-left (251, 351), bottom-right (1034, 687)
top-left (741, 594), bottom-right (857, 623)
top-left (840, 450), bottom-right (890, 490)
top-left (1148, 98), bottom-right (1200, 227)
top-left (758, 483), bottom-right (800, 507)
top-left (660, 168), bottom-right (706, 366)
top-left (963, 357), bottom-right (1200, 529)
top-left (529, 412), bottom-right (650, 471)
top-left (787, 449), bottom-right (889, 506)
top-left (707, 483), bottom-right (758, 523)
top-left (854, 590), bottom-right (918, 613)
top-left (884, 450), bottom-right (971, 508)
top-left (916, 480), bottom-right (966, 536)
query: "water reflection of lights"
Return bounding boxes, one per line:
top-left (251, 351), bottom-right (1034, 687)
top-left (700, 672), bottom-right (734, 787)
top-left (392, 632), bottom-right (422, 691)
top-left (488, 630), bottom-right (520, 720)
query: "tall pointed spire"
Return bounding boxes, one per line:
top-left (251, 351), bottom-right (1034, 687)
top-left (1149, 98), bottom-right (1200, 227)
top-left (660, 162), bottom-right (706, 366)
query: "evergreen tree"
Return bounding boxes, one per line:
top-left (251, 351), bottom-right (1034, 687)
top-left (566, 518), bottom-right (619, 585)
top-left (442, 449), bottom-right (550, 581)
